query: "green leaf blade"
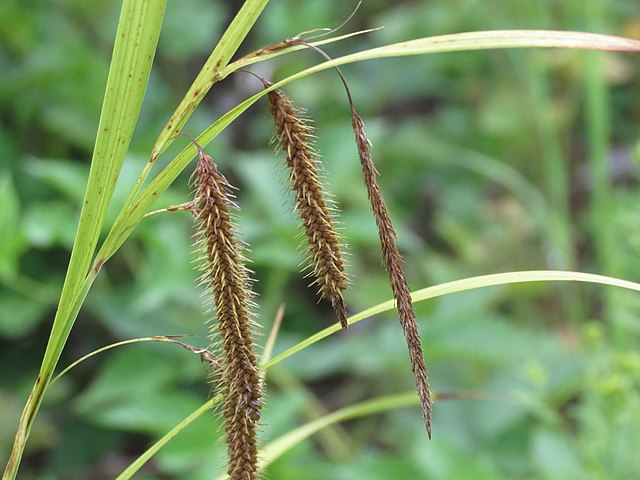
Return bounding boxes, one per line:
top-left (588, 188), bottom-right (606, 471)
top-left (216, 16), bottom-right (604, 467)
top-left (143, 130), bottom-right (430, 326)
top-left (150, 0), bottom-right (270, 161)
top-left (264, 270), bottom-right (640, 369)
top-left (97, 29), bottom-right (640, 277)
top-left (117, 269), bottom-right (640, 478)
top-left (3, 2), bottom-right (167, 478)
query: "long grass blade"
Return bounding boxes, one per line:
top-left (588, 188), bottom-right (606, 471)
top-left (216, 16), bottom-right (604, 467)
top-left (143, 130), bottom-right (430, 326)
top-left (48, 336), bottom-right (206, 388)
top-left (264, 270), bottom-right (640, 368)
top-left (2, 3), bottom-right (166, 478)
top-left (150, 0), bottom-right (270, 162)
top-left (216, 392), bottom-right (421, 480)
top-left (94, 29), bottom-right (640, 273)
top-left (115, 396), bottom-right (223, 480)
top-left (118, 269), bottom-right (640, 478)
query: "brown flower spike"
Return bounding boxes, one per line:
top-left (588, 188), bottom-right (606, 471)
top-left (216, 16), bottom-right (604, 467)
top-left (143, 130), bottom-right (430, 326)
top-left (190, 138), bottom-right (262, 480)
top-left (266, 83), bottom-right (350, 330)
top-left (267, 39), bottom-right (433, 437)
top-left (351, 110), bottom-right (433, 438)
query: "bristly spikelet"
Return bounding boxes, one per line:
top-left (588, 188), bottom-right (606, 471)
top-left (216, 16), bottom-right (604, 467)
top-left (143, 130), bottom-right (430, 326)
top-left (266, 83), bottom-right (350, 330)
top-left (192, 144), bottom-right (262, 480)
top-left (350, 109), bottom-right (433, 438)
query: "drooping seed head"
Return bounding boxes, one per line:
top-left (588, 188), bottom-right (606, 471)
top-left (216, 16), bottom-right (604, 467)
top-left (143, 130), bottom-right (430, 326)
top-left (266, 85), bottom-right (350, 330)
top-left (351, 109), bottom-right (432, 438)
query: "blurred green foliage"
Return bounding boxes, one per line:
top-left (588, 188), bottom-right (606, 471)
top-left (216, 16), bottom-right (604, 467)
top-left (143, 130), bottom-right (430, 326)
top-left (2, 0), bottom-right (640, 478)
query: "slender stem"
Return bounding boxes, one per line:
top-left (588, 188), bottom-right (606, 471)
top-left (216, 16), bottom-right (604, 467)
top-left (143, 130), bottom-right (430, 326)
top-left (584, 0), bottom-right (622, 341)
top-left (267, 366), bottom-right (355, 462)
top-left (115, 396), bottom-right (222, 480)
top-left (263, 270), bottom-right (640, 368)
top-left (524, 2), bottom-right (583, 323)
top-left (143, 201), bottom-right (194, 218)
top-left (262, 304), bottom-right (286, 367)
top-left (48, 336), bottom-right (203, 388)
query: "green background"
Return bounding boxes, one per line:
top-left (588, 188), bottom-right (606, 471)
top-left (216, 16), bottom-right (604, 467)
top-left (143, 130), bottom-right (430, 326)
top-left (2, 0), bottom-right (640, 478)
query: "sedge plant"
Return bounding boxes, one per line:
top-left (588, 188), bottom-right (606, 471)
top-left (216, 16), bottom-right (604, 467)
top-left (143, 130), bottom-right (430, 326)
top-left (4, 1), bottom-right (640, 478)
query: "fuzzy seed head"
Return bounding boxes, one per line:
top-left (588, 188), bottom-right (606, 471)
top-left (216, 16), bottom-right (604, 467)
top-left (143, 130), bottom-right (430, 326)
top-left (267, 87), bottom-right (350, 329)
top-left (351, 109), bottom-right (432, 437)
top-left (193, 151), bottom-right (262, 479)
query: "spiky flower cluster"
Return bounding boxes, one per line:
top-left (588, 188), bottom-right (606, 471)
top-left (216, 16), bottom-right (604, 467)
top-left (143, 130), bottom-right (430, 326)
top-left (187, 60), bottom-right (432, 480)
top-left (266, 85), bottom-right (350, 330)
top-left (193, 148), bottom-right (262, 480)
top-left (351, 109), bottom-right (432, 438)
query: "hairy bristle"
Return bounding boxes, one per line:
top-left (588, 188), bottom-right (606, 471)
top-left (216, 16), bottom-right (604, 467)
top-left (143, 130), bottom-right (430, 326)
top-left (267, 86), bottom-right (350, 330)
top-left (350, 109), bottom-right (433, 438)
top-left (193, 151), bottom-right (262, 479)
